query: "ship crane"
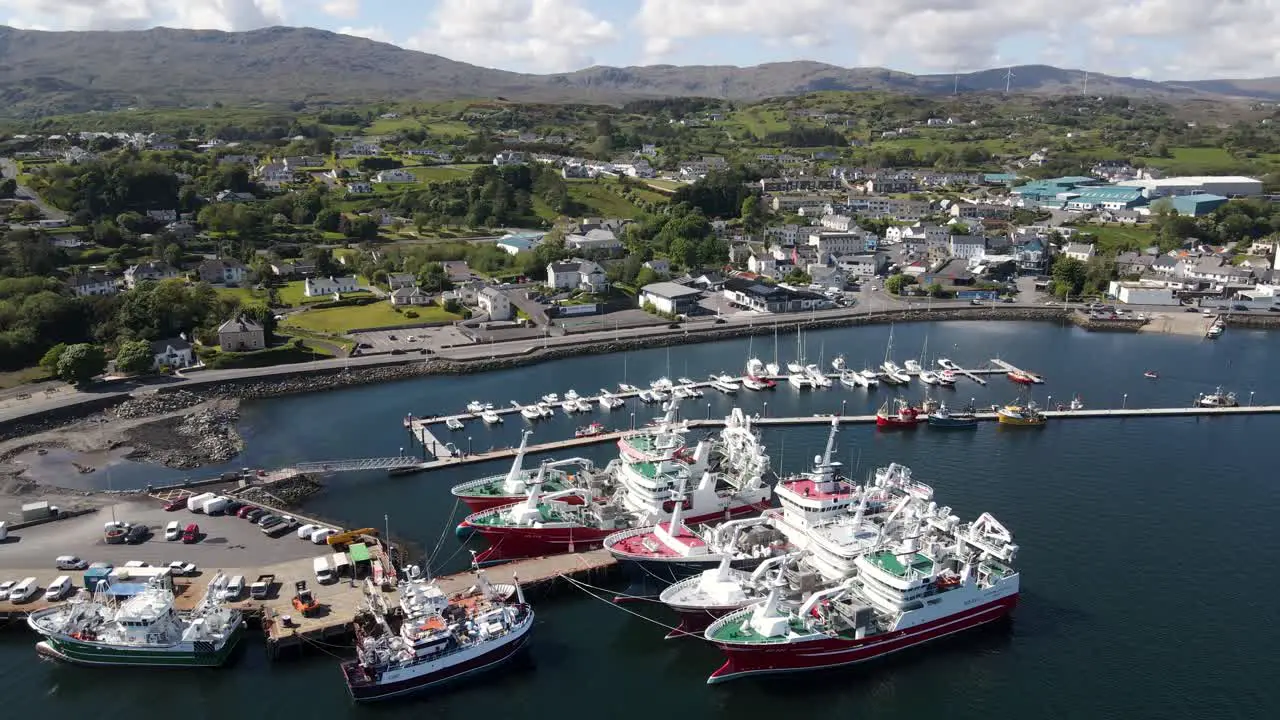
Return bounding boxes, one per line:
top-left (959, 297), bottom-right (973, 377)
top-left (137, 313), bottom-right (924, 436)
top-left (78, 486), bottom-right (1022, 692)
top-left (960, 512), bottom-right (1018, 563)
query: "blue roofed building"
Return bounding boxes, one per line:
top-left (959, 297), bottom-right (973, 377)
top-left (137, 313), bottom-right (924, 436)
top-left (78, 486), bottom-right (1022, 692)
top-left (1011, 176), bottom-right (1106, 208)
top-left (1166, 193), bottom-right (1228, 217)
top-left (1065, 186), bottom-right (1149, 211)
top-left (982, 173), bottom-right (1019, 185)
top-left (496, 231), bottom-right (547, 256)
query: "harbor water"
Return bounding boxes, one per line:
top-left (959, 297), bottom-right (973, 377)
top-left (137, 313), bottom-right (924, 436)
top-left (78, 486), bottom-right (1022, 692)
top-left (5, 321), bottom-right (1280, 719)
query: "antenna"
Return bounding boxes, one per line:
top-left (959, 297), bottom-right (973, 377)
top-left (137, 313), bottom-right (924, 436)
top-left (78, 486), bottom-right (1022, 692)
top-left (1082, 70), bottom-right (1090, 96)
top-left (953, 72), bottom-right (959, 96)
top-left (1004, 68), bottom-right (1015, 95)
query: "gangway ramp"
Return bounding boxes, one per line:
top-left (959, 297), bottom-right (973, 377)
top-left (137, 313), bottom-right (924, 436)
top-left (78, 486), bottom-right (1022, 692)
top-left (291, 456), bottom-right (423, 474)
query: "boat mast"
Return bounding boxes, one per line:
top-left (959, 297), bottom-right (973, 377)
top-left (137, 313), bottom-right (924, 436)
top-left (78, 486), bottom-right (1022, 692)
top-left (773, 323), bottom-right (779, 367)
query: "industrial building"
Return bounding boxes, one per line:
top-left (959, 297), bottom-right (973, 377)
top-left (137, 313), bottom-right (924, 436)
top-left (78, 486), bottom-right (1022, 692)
top-left (1116, 176), bottom-right (1262, 198)
top-left (638, 282), bottom-right (703, 315)
top-left (1108, 281), bottom-right (1180, 305)
top-left (1165, 193), bottom-right (1229, 217)
top-left (1011, 176), bottom-right (1105, 206)
top-left (1064, 186), bottom-right (1149, 211)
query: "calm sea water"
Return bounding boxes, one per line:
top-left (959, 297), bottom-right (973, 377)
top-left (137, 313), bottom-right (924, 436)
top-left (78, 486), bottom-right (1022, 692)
top-left (5, 322), bottom-right (1280, 719)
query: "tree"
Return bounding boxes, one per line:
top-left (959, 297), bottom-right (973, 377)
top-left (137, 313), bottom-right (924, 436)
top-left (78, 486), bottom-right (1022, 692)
top-left (12, 202), bottom-right (41, 221)
top-left (114, 339), bottom-right (154, 375)
top-left (343, 216), bottom-right (379, 240)
top-left (314, 207), bottom-right (342, 232)
top-left (927, 282), bottom-right (945, 298)
top-left (418, 262), bottom-right (452, 292)
top-left (1050, 256), bottom-right (1087, 298)
top-left (634, 266), bottom-right (659, 288)
top-left (740, 194), bottom-right (764, 234)
top-left (884, 274), bottom-right (911, 295)
top-left (0, 178), bottom-right (16, 199)
top-left (39, 343), bottom-right (67, 375)
top-left (56, 343), bottom-right (106, 385)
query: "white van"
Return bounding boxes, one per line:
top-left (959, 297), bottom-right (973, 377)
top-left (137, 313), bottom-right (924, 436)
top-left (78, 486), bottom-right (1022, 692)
top-left (310, 528), bottom-right (337, 544)
top-left (165, 521), bottom-right (181, 541)
top-left (313, 556), bottom-right (334, 584)
top-left (44, 576), bottom-right (72, 601)
top-left (331, 552), bottom-right (352, 578)
top-left (187, 492), bottom-right (216, 512)
top-left (201, 496), bottom-right (229, 515)
top-left (55, 555), bottom-right (87, 570)
top-left (222, 575), bottom-right (245, 601)
top-left (10, 577), bottom-right (39, 603)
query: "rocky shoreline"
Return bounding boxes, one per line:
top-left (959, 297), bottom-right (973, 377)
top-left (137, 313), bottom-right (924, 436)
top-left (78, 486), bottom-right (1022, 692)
top-left (236, 474), bottom-right (322, 508)
top-left (121, 401), bottom-right (244, 469)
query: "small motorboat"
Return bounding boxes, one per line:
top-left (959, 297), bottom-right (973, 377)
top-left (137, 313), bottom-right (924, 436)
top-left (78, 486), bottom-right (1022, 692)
top-left (575, 422), bottom-right (606, 438)
top-left (1143, 371), bottom-right (1159, 379)
top-left (927, 403), bottom-right (978, 429)
top-left (445, 418), bottom-right (465, 431)
top-left (481, 409), bottom-right (503, 425)
top-left (618, 383), bottom-right (638, 393)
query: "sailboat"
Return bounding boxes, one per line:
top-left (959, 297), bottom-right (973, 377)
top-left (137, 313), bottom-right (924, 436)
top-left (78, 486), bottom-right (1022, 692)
top-left (880, 325), bottom-right (911, 385)
top-left (766, 325), bottom-right (781, 376)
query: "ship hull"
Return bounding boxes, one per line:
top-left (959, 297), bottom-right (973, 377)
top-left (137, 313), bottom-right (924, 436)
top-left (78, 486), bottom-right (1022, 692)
top-left (611, 552), bottom-right (769, 593)
top-left (875, 416), bottom-right (920, 429)
top-left (34, 621), bottom-right (243, 667)
top-left (664, 604), bottom-right (751, 639)
top-left (464, 504), bottom-right (766, 564)
top-left (706, 594), bottom-right (1017, 683)
top-left (452, 489), bottom-right (583, 514)
top-left (344, 619), bottom-right (532, 702)
top-left (927, 416), bottom-right (977, 429)
top-left (997, 416), bottom-right (1045, 427)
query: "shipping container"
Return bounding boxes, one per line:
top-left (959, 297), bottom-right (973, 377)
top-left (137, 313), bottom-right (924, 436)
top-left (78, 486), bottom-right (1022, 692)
top-left (83, 567), bottom-right (111, 591)
top-left (187, 492), bottom-right (216, 512)
top-left (201, 496), bottom-right (229, 515)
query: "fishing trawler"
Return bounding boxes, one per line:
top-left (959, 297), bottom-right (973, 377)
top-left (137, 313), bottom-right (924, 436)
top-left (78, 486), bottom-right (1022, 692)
top-left (342, 566), bottom-right (532, 701)
top-left (875, 399), bottom-right (922, 428)
top-left (617, 401), bottom-right (687, 462)
top-left (28, 573), bottom-right (243, 667)
top-left (660, 553), bottom-right (805, 638)
top-left (996, 401), bottom-right (1046, 426)
top-left (704, 511), bottom-right (1019, 683)
top-left (450, 431), bottom-right (599, 512)
top-left (927, 403), bottom-right (978, 429)
top-left (458, 409), bottom-right (773, 563)
top-left (1194, 387), bottom-right (1238, 408)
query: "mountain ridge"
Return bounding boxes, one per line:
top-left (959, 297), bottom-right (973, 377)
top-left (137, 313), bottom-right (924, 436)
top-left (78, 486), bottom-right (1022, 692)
top-left (1, 25), bottom-right (1278, 115)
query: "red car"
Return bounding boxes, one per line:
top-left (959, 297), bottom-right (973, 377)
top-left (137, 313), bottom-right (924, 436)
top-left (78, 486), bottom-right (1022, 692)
top-left (182, 523), bottom-right (200, 544)
top-left (236, 505), bottom-right (256, 519)
top-left (163, 499), bottom-right (185, 512)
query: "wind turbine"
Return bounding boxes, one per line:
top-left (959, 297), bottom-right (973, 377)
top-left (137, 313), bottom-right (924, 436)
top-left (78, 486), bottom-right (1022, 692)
top-left (1003, 67), bottom-right (1016, 95)
top-left (1082, 70), bottom-right (1090, 96)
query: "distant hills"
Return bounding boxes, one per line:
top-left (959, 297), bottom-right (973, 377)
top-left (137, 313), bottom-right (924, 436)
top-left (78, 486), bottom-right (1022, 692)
top-left (1, 25), bottom-right (1279, 115)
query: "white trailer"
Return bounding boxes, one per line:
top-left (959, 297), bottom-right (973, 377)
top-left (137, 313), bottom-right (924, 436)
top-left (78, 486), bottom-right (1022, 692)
top-left (201, 496), bottom-right (229, 515)
top-left (187, 492), bottom-right (217, 512)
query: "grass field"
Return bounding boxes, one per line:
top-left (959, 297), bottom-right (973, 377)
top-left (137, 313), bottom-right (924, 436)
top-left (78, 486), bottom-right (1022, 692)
top-left (1138, 146), bottom-right (1255, 175)
top-left (214, 285), bottom-right (266, 304)
top-left (366, 116), bottom-right (423, 134)
top-left (421, 120), bottom-right (474, 136)
top-left (645, 179), bottom-right (685, 191)
top-left (282, 303), bottom-right (461, 333)
top-left (565, 181), bottom-right (647, 217)
top-left (407, 165), bottom-right (479, 183)
top-left (1073, 224), bottom-right (1157, 254)
top-left (0, 367), bottom-right (52, 389)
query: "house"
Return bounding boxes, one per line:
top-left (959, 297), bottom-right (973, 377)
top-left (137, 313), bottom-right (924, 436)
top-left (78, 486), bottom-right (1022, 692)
top-left (254, 162), bottom-right (293, 189)
top-left (389, 287), bottom-right (431, 306)
top-left (217, 317), bottom-right (266, 352)
top-left (282, 156), bottom-right (325, 169)
top-left (639, 282), bottom-right (703, 315)
top-left (808, 231), bottom-right (878, 257)
top-left (441, 261), bottom-right (472, 283)
top-left (835, 252), bottom-right (886, 277)
top-left (493, 150), bottom-right (529, 166)
top-left (374, 169), bottom-right (416, 183)
top-left (150, 338), bottom-right (194, 369)
top-left (269, 261), bottom-right (317, 278)
top-left (1115, 252), bottom-right (1155, 276)
top-left (643, 259), bottom-right (671, 275)
top-left (1063, 243), bottom-right (1096, 262)
top-left (722, 276), bottom-right (828, 313)
top-left (565, 228), bottom-right (623, 255)
top-left (477, 287), bottom-right (512, 320)
top-left (215, 190), bottom-right (256, 202)
top-left (164, 221), bottom-right (196, 239)
top-left (920, 259), bottom-right (975, 286)
top-left (949, 236), bottom-right (987, 262)
top-left (496, 232), bottom-right (545, 256)
top-left (1064, 186), bottom-right (1148, 212)
top-left (546, 259), bottom-right (607, 294)
top-left (345, 181), bottom-right (373, 195)
top-left (950, 202), bottom-right (1013, 220)
top-left (304, 276), bottom-right (359, 297)
top-left (67, 272), bottom-right (118, 297)
top-left (124, 261), bottom-right (179, 288)
top-left (196, 258), bottom-right (247, 286)
top-left (748, 252), bottom-right (789, 280)
top-left (386, 272), bottom-right (417, 290)
top-left (147, 209), bottom-right (178, 223)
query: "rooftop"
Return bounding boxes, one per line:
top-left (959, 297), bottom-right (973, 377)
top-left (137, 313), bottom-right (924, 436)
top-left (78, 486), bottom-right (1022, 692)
top-left (640, 281), bottom-right (702, 299)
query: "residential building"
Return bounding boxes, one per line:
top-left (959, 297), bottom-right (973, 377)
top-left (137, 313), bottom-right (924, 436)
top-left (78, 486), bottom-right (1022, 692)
top-left (1063, 243), bottom-right (1096, 263)
top-left (1184, 257), bottom-right (1255, 286)
top-left (808, 231), bottom-right (878, 257)
top-left (1115, 251), bottom-right (1155, 276)
top-left (949, 235), bottom-right (987, 262)
top-left (771, 195), bottom-right (829, 213)
top-left (1108, 281), bottom-right (1179, 306)
top-left (861, 174), bottom-right (919, 194)
top-left (164, 221), bottom-right (196, 239)
top-left (835, 252), bottom-right (886, 277)
top-left (546, 259), bottom-right (607, 294)
top-left (389, 287), bottom-right (431, 306)
top-left (920, 259), bottom-right (975, 287)
top-left (374, 169), bottom-right (416, 183)
top-left (124, 261), bottom-right (179, 288)
top-left (386, 272), bottom-right (417, 290)
top-left (820, 214), bottom-right (858, 232)
top-left (150, 338), bottom-right (194, 369)
top-left (303, 276), bottom-right (359, 297)
top-left (722, 276), bottom-right (828, 313)
top-left (196, 258), bottom-right (247, 286)
top-left (643, 259), bottom-right (671, 275)
top-left (216, 317), bottom-right (266, 352)
top-left (283, 156), bottom-right (326, 169)
top-left (477, 287), bottom-right (512, 321)
top-left (67, 272), bottom-right (118, 297)
top-left (764, 224), bottom-right (804, 245)
top-left (565, 228), bottom-right (623, 255)
top-left (949, 202), bottom-right (1013, 220)
top-left (885, 222), bottom-right (949, 246)
top-left (493, 150), bottom-right (529, 166)
top-left (255, 162), bottom-right (293, 189)
top-left (748, 252), bottom-right (790, 280)
top-left (215, 190), bottom-right (256, 203)
top-left (345, 181), bottom-right (373, 195)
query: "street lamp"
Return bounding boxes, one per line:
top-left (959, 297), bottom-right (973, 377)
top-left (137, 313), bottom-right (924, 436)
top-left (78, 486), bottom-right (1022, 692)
top-left (841, 400), bottom-right (847, 416)
top-left (763, 401), bottom-right (768, 418)
top-left (1047, 395), bottom-right (1052, 411)
top-left (630, 412), bottom-right (635, 431)
top-left (1249, 391), bottom-right (1255, 407)
top-left (1122, 393), bottom-right (1127, 409)
top-left (467, 436), bottom-right (472, 457)
top-left (706, 402), bottom-right (712, 420)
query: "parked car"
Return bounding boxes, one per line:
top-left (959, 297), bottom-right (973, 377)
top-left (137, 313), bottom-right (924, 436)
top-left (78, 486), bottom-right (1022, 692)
top-left (245, 508), bottom-right (267, 522)
top-left (168, 561), bottom-right (198, 576)
top-left (126, 524), bottom-right (151, 544)
top-left (55, 555), bottom-right (88, 570)
top-left (163, 499), bottom-right (186, 511)
top-left (0, 580), bottom-right (17, 601)
top-left (182, 523), bottom-right (200, 544)
top-left (1233, 304), bottom-right (1250, 311)
top-left (310, 528), bottom-right (337, 544)
top-left (165, 521), bottom-right (181, 541)
top-left (220, 575), bottom-right (245, 601)
top-left (296, 523), bottom-right (319, 540)
top-left (223, 500), bottom-right (244, 515)
top-left (123, 560), bottom-right (150, 568)
top-left (237, 505), bottom-right (257, 519)
top-left (258, 515), bottom-right (282, 529)
top-left (270, 518), bottom-right (298, 536)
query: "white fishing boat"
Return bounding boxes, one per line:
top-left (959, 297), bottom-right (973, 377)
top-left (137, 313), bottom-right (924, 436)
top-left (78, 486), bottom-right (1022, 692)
top-left (564, 389), bottom-right (580, 401)
top-left (445, 418), bottom-right (465, 431)
top-left (481, 409), bottom-right (503, 425)
top-left (937, 370), bottom-right (957, 387)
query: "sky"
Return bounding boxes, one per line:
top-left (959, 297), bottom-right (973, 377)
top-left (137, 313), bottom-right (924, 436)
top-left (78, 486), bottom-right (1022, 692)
top-left (1, 0), bottom-right (1277, 81)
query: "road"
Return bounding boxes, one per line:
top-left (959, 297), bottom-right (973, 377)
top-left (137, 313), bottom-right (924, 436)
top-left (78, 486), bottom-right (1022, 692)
top-left (0, 157), bottom-right (67, 220)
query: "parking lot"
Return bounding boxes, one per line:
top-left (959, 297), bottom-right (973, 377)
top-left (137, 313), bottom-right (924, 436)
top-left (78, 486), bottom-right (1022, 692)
top-left (0, 500), bottom-right (334, 575)
top-left (349, 324), bottom-right (472, 353)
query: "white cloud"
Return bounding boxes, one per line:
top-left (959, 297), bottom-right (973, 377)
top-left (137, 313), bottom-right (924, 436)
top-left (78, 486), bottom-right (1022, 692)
top-left (405, 0), bottom-right (617, 73)
top-left (634, 0), bottom-right (1280, 79)
top-left (337, 24), bottom-right (389, 43)
top-left (321, 0), bottom-right (358, 20)
top-left (0, 0), bottom-right (285, 32)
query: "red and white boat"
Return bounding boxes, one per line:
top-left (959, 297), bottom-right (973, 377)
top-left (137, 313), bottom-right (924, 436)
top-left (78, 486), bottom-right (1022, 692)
top-left (875, 399), bottom-right (922, 428)
top-left (574, 422), bottom-right (606, 438)
top-left (449, 430), bottom-right (599, 512)
top-left (1007, 369), bottom-right (1044, 384)
top-left (616, 401), bottom-right (687, 463)
top-left (704, 511), bottom-right (1019, 683)
top-left (458, 409), bottom-right (773, 564)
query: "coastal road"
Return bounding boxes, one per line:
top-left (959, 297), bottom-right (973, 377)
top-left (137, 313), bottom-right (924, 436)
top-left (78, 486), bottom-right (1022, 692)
top-left (0, 157), bottom-right (67, 220)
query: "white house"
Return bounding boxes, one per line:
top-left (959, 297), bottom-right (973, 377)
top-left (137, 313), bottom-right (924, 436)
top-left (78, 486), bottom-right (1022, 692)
top-left (374, 169), bottom-right (416, 183)
top-left (255, 162), bottom-right (293, 189)
top-left (547, 259), bottom-right (607, 294)
top-left (386, 272), bottom-right (417, 290)
top-left (885, 222), bottom-right (949, 245)
top-left (345, 181), bottom-right (373, 194)
top-left (67, 272), bottom-right (118, 297)
top-left (493, 150), bottom-right (529, 166)
top-left (150, 338), bottom-right (194, 369)
top-left (808, 231), bottom-right (877, 257)
top-left (820, 214), bottom-right (858, 232)
top-left (196, 258), bottom-right (247, 286)
top-left (565, 229), bottom-right (623, 255)
top-left (835, 252), bottom-right (885, 277)
top-left (304, 276), bottom-right (359, 297)
top-left (643, 259), bottom-right (671, 275)
top-left (748, 253), bottom-right (788, 280)
top-left (949, 236), bottom-right (987, 262)
top-left (389, 287), bottom-right (431, 306)
top-left (639, 282), bottom-right (703, 315)
top-left (477, 287), bottom-right (512, 320)
top-left (124, 261), bottom-right (179, 288)
top-left (1063, 243), bottom-right (1096, 262)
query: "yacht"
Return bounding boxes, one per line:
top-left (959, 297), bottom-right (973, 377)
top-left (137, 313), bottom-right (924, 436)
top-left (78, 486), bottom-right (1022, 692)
top-left (536, 403), bottom-right (555, 418)
top-left (517, 403), bottom-right (542, 421)
top-left (839, 370), bottom-right (867, 388)
top-left (918, 370), bottom-right (939, 385)
top-left (618, 383), bottom-right (638, 393)
top-left (598, 391), bottom-right (625, 410)
top-left (541, 393), bottom-right (560, 404)
top-left (805, 364), bottom-right (832, 388)
top-left (677, 377), bottom-right (695, 387)
top-left (561, 400), bottom-right (581, 415)
top-left (903, 359), bottom-right (923, 374)
top-left (445, 417), bottom-right (465, 431)
top-left (860, 369), bottom-right (881, 387)
top-left (574, 398), bottom-right (592, 413)
top-left (709, 375), bottom-right (740, 394)
top-left (564, 389), bottom-right (581, 401)
top-left (788, 373), bottom-right (813, 389)
top-left (481, 409), bottom-right (503, 425)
